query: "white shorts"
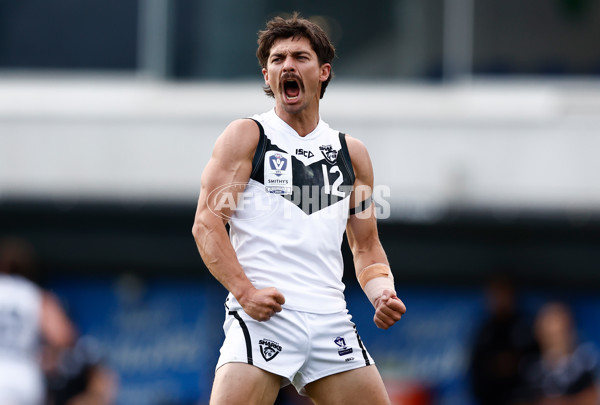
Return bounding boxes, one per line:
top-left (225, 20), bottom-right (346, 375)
top-left (216, 298), bottom-right (375, 395)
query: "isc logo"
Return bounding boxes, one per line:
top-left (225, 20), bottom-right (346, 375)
top-left (295, 148), bottom-right (314, 158)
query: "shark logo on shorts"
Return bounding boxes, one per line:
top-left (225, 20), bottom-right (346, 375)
top-left (259, 339), bottom-right (282, 362)
top-left (334, 336), bottom-right (353, 356)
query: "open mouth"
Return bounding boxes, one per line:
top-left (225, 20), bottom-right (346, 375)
top-left (283, 79), bottom-right (301, 100)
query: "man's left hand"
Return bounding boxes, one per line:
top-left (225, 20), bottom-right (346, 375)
top-left (373, 289), bottom-right (406, 330)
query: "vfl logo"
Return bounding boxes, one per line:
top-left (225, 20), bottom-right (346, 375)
top-left (334, 336), bottom-right (353, 356)
top-left (259, 339), bottom-right (282, 362)
top-left (319, 145), bottom-right (338, 164)
top-left (269, 154), bottom-right (287, 176)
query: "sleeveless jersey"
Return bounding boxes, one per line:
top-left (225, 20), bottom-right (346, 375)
top-left (0, 275), bottom-right (41, 359)
top-left (227, 109), bottom-right (355, 313)
top-left (0, 274), bottom-right (44, 405)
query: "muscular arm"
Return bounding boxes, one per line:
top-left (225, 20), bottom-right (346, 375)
top-left (191, 119), bottom-right (284, 321)
top-left (345, 135), bottom-right (406, 329)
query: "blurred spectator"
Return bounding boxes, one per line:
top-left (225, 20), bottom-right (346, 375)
top-left (520, 301), bottom-right (599, 405)
top-left (469, 274), bottom-right (538, 405)
top-left (0, 237), bottom-right (76, 405)
top-left (0, 237), bottom-right (117, 405)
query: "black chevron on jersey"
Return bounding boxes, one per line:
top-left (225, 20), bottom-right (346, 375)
top-left (249, 119), bottom-right (355, 215)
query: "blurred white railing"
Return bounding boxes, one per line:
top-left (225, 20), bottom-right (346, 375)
top-left (1, 74), bottom-right (599, 218)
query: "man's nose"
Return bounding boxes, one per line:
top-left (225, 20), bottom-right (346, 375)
top-left (282, 57), bottom-right (296, 72)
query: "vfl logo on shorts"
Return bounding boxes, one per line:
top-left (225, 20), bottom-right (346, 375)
top-left (259, 339), bottom-right (282, 362)
top-left (334, 336), bottom-right (353, 356)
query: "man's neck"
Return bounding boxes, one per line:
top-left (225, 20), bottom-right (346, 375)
top-left (274, 104), bottom-right (320, 137)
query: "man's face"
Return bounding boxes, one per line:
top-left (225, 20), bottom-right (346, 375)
top-left (262, 36), bottom-right (331, 115)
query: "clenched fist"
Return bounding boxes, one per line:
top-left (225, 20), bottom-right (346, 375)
top-left (373, 289), bottom-right (406, 330)
top-left (238, 287), bottom-right (286, 321)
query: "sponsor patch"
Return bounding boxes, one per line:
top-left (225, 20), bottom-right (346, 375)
top-left (264, 151), bottom-right (292, 195)
top-left (259, 338), bottom-right (282, 362)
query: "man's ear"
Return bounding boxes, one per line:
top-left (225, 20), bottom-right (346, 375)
top-left (320, 63), bottom-right (331, 82)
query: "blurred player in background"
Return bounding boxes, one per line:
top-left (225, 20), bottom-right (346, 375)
top-left (469, 274), bottom-right (538, 405)
top-left (0, 237), bottom-right (75, 405)
top-left (193, 12), bottom-right (406, 405)
top-left (520, 301), bottom-right (599, 405)
top-left (0, 237), bottom-right (117, 405)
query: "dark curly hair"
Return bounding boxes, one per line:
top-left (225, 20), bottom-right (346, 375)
top-left (257, 12), bottom-right (336, 99)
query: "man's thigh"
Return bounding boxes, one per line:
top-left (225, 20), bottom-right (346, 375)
top-left (211, 362), bottom-right (282, 405)
top-left (304, 365), bottom-right (391, 405)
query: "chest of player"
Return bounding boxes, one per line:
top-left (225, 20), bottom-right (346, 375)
top-left (251, 132), bottom-right (355, 215)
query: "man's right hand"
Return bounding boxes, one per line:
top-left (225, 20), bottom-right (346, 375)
top-left (238, 287), bottom-right (286, 321)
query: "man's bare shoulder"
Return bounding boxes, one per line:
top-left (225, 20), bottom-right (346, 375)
top-left (213, 118), bottom-right (261, 160)
top-left (344, 134), bottom-right (368, 158)
top-left (344, 134), bottom-right (373, 184)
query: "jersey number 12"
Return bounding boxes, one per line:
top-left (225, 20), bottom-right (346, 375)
top-left (322, 164), bottom-right (344, 197)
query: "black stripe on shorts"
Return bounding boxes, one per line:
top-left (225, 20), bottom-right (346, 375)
top-left (229, 310), bottom-right (253, 365)
top-left (353, 325), bottom-right (370, 366)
